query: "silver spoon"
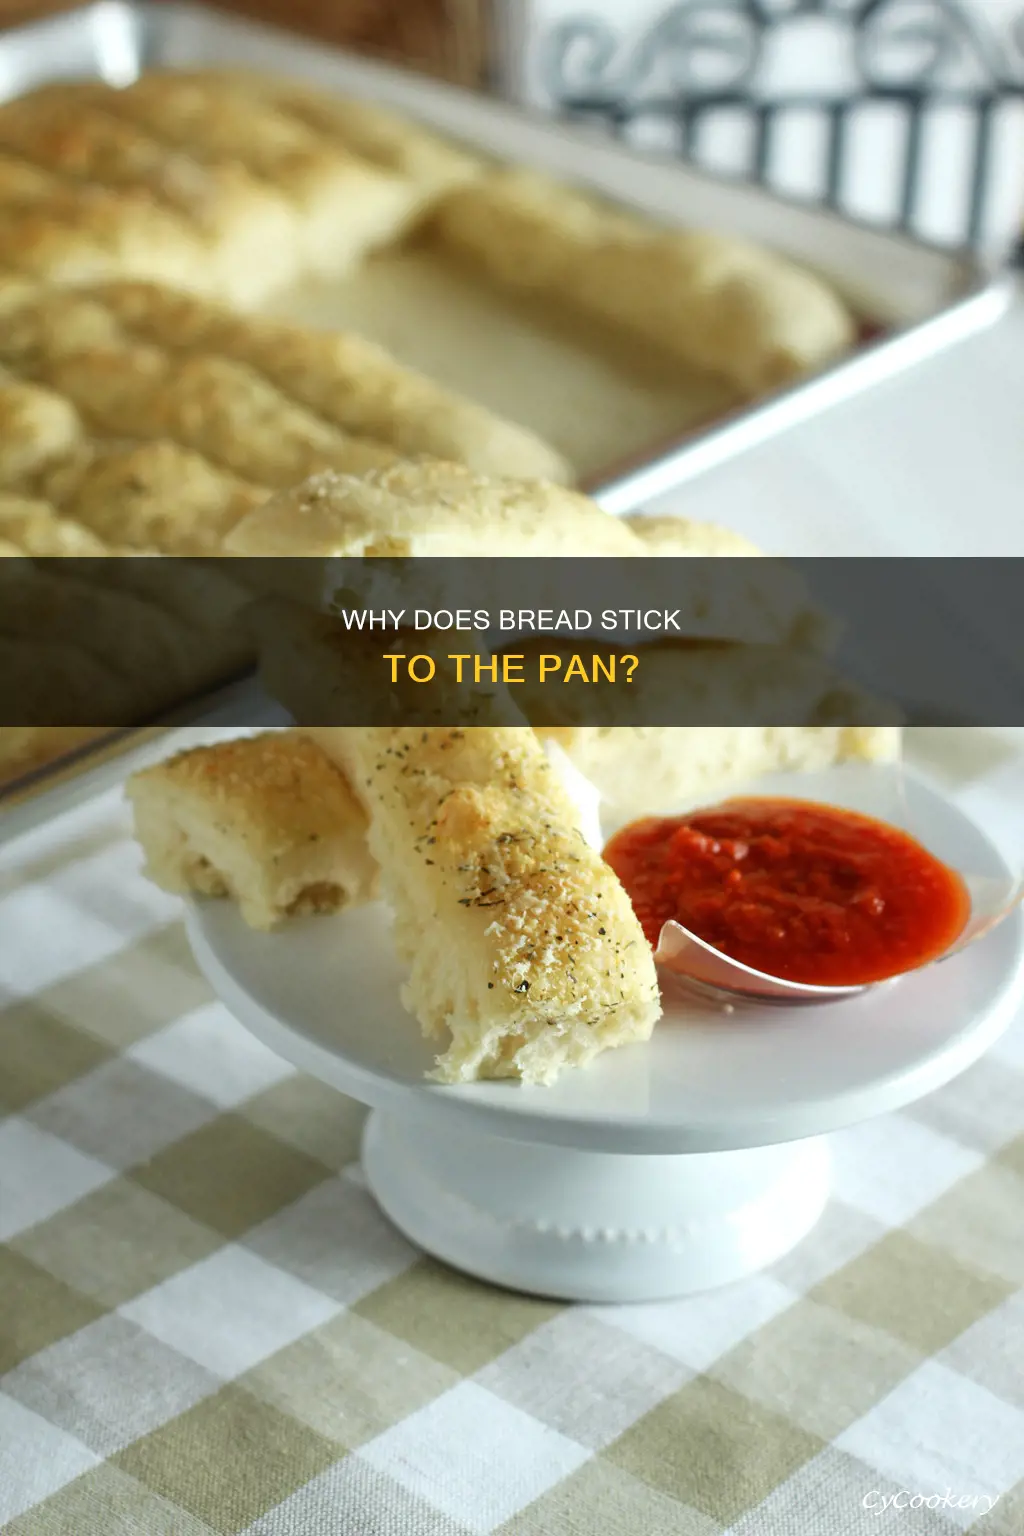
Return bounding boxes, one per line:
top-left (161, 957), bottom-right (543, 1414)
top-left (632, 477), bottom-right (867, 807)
top-left (653, 868), bottom-right (1024, 1007)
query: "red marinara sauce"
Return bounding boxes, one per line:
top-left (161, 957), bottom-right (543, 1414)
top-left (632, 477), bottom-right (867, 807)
top-left (603, 797), bottom-right (970, 987)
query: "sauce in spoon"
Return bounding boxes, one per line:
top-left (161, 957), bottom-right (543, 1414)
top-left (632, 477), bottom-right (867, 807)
top-left (604, 797), bottom-right (970, 987)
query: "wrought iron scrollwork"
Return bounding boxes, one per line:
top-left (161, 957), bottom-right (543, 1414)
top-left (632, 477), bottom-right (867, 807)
top-left (541, 7), bottom-right (761, 105)
top-left (541, 0), bottom-right (1009, 100)
top-left (536, 0), bottom-right (1022, 247)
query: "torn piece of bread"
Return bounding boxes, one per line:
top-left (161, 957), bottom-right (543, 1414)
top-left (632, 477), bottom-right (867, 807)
top-left (127, 730), bottom-right (378, 931)
top-left (309, 726), bottom-right (662, 1085)
top-left (432, 169), bottom-right (854, 395)
top-left (224, 459), bottom-right (640, 556)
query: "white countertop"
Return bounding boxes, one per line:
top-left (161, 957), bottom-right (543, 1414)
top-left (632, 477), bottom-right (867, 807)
top-left (653, 277), bottom-right (1024, 558)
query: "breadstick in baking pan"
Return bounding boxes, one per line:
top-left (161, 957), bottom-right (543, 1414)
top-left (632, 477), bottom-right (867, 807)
top-left (0, 631), bottom-right (140, 724)
top-left (432, 169), bottom-right (854, 395)
top-left (0, 726), bottom-right (115, 787)
top-left (97, 73), bottom-right (421, 278)
top-left (38, 346), bottom-right (398, 489)
top-left (0, 278), bottom-right (568, 485)
top-left (89, 281), bottom-right (571, 481)
top-left (0, 176), bottom-right (212, 292)
top-left (185, 70), bottom-right (481, 201)
top-left (128, 730), bottom-right (378, 931)
top-left (0, 563), bottom-right (222, 700)
top-left (311, 725), bottom-right (662, 1084)
top-left (432, 169), bottom-right (615, 293)
top-left (0, 282), bottom-right (126, 371)
top-left (37, 439), bottom-right (268, 554)
top-left (576, 228), bottom-right (855, 394)
top-left (0, 376), bottom-right (83, 486)
top-left (0, 494), bottom-right (109, 555)
top-left (0, 90), bottom-right (298, 305)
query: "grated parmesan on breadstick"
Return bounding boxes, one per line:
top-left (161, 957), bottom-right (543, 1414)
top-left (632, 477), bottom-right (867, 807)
top-left (310, 725), bottom-right (662, 1085)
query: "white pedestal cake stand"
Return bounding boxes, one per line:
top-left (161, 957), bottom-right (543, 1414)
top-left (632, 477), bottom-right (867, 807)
top-left (185, 773), bottom-right (1023, 1303)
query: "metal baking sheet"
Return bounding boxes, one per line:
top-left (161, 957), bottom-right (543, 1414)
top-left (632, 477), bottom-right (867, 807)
top-left (0, 0), bottom-right (1012, 825)
top-left (0, 0), bottom-right (1011, 505)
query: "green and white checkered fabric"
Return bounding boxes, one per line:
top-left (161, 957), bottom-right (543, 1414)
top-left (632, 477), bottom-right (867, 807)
top-left (1, 766), bottom-right (1023, 1536)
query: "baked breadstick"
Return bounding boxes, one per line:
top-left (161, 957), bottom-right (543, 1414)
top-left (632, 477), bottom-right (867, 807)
top-left (0, 89), bottom-right (299, 305)
top-left (0, 278), bottom-right (567, 485)
top-left (40, 346), bottom-right (398, 489)
top-left (99, 73), bottom-right (421, 278)
top-left (224, 459), bottom-right (638, 556)
top-left (433, 169), bottom-right (854, 394)
top-left (226, 464), bottom-right (831, 652)
top-left (0, 176), bottom-right (211, 291)
top-left (623, 512), bottom-right (837, 652)
top-left (0, 494), bottom-right (110, 555)
top-left (128, 730), bottom-right (377, 931)
top-left (192, 71), bottom-right (480, 200)
top-left (0, 376), bottom-right (82, 486)
top-left (622, 513), bottom-right (763, 558)
top-left (540, 715), bottom-right (900, 820)
top-left (248, 599), bottom-right (526, 729)
top-left (91, 281), bottom-right (570, 481)
top-left (37, 439), bottom-right (267, 553)
top-left (0, 726), bottom-right (113, 786)
top-left (0, 634), bottom-right (137, 724)
top-left (309, 725), bottom-right (661, 1084)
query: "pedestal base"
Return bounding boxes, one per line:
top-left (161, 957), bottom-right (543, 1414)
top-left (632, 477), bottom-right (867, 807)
top-left (363, 1113), bottom-right (830, 1301)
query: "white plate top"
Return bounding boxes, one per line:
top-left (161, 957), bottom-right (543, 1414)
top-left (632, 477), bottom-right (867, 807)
top-left (187, 765), bottom-right (1024, 1154)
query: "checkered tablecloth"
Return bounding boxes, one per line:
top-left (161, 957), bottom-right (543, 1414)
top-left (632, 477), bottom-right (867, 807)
top-left (1, 750), bottom-right (1023, 1536)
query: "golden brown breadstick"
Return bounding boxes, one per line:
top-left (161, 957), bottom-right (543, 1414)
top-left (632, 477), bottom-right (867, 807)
top-left (311, 724), bottom-right (661, 1084)
top-left (128, 730), bottom-right (377, 930)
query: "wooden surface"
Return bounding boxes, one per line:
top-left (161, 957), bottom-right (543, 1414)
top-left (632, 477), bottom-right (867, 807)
top-left (0, 0), bottom-right (491, 83)
top-left (0, 0), bottom-right (75, 22)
